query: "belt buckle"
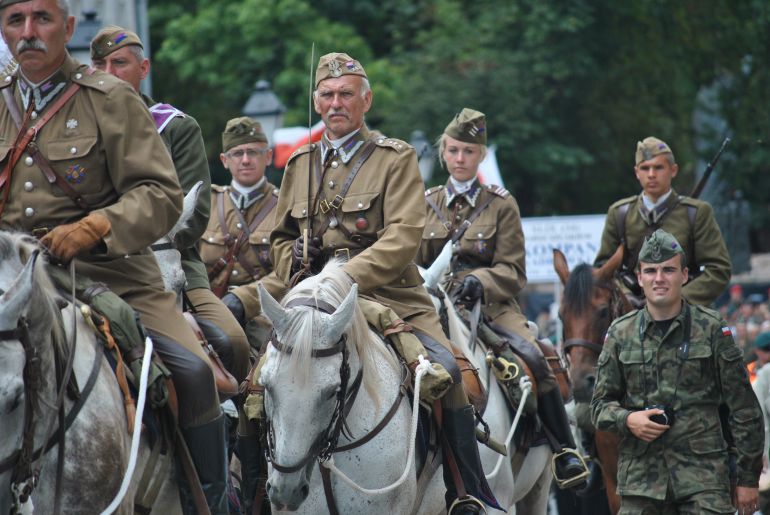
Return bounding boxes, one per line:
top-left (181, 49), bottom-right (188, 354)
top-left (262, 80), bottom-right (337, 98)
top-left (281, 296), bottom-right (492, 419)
top-left (329, 195), bottom-right (344, 210)
top-left (31, 227), bottom-right (48, 238)
top-left (334, 248), bottom-right (351, 261)
top-left (319, 199), bottom-right (330, 214)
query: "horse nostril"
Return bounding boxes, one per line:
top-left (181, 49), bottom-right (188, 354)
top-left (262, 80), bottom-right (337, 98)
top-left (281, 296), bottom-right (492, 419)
top-left (300, 484), bottom-right (309, 499)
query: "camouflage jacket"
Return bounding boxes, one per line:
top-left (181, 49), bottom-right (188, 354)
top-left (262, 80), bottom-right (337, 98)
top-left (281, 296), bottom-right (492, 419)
top-left (591, 302), bottom-right (763, 499)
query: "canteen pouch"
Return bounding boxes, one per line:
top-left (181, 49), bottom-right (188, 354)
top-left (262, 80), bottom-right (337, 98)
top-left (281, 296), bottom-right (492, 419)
top-left (46, 264), bottom-right (171, 408)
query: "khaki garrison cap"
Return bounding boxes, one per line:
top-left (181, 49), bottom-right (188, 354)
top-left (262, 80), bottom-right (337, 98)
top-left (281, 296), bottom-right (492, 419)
top-left (222, 117), bottom-right (267, 152)
top-left (0, 0), bottom-right (29, 8)
top-left (315, 52), bottom-right (367, 87)
top-left (635, 136), bottom-right (674, 165)
top-left (638, 229), bottom-right (685, 264)
top-left (444, 108), bottom-right (487, 145)
top-left (90, 25), bottom-right (143, 60)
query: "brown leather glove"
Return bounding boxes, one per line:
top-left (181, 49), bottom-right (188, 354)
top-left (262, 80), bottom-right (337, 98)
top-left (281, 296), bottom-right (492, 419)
top-left (40, 213), bottom-right (111, 264)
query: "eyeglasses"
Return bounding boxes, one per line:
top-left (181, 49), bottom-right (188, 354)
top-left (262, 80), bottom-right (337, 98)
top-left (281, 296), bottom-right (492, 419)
top-left (227, 148), bottom-right (270, 159)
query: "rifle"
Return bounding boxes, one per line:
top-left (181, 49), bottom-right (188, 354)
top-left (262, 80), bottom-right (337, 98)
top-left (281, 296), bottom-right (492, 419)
top-left (690, 137), bottom-right (730, 199)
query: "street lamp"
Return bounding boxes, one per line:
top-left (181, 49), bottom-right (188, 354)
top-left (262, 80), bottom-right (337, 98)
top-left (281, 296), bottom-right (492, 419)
top-left (410, 130), bottom-right (436, 183)
top-left (242, 80), bottom-right (286, 148)
top-left (66, 10), bottom-right (102, 65)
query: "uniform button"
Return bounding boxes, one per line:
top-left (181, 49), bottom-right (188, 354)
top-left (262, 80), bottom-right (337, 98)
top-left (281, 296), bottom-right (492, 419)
top-left (397, 144), bottom-right (403, 149)
top-left (301, 208), bottom-right (307, 215)
top-left (400, 278), bottom-right (406, 284)
top-left (477, 232), bottom-right (483, 237)
top-left (377, 138), bottom-right (384, 144)
top-left (357, 202), bottom-right (363, 209)
top-left (4, 76), bottom-right (10, 82)
top-left (208, 237), bottom-right (214, 242)
top-left (236, 222), bottom-right (243, 229)
top-left (331, 161), bottom-right (339, 168)
top-left (329, 218), bottom-right (338, 228)
top-left (24, 156), bottom-right (33, 166)
top-left (98, 80), bottom-right (104, 85)
top-left (429, 232), bottom-right (435, 237)
top-left (30, 111), bottom-right (37, 120)
top-left (273, 189), bottom-right (279, 195)
top-left (75, 73), bottom-right (82, 79)
top-left (328, 180), bottom-right (335, 188)
top-left (23, 181), bottom-right (33, 192)
top-left (232, 270), bottom-right (239, 276)
top-left (261, 237), bottom-right (267, 243)
top-left (70, 147), bottom-right (77, 154)
top-left (24, 207), bottom-right (34, 217)
top-left (455, 215), bottom-right (461, 221)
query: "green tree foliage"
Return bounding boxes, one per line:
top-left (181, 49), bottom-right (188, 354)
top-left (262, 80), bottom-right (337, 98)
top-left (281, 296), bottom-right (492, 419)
top-left (150, 0), bottom-right (769, 243)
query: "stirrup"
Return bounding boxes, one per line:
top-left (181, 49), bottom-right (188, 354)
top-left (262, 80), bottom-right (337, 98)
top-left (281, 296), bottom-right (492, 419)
top-left (448, 495), bottom-right (486, 514)
top-left (551, 448), bottom-right (590, 490)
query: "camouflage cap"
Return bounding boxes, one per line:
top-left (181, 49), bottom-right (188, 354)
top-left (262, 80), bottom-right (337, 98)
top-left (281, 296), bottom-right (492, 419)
top-left (635, 136), bottom-right (674, 165)
top-left (755, 332), bottom-right (770, 350)
top-left (638, 229), bottom-right (685, 264)
top-left (315, 52), bottom-right (367, 88)
top-left (443, 108), bottom-right (487, 145)
top-left (222, 117), bottom-right (267, 152)
top-left (90, 25), bottom-right (143, 60)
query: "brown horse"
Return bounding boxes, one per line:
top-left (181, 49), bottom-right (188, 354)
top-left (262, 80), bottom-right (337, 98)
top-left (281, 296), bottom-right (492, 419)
top-left (553, 246), bottom-right (631, 515)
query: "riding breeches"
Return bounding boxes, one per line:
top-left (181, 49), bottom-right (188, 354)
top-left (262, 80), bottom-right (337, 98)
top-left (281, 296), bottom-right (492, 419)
top-left (487, 309), bottom-right (557, 394)
top-left (186, 287), bottom-right (250, 383)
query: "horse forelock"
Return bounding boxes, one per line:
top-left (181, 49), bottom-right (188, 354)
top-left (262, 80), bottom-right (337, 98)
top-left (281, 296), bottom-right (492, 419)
top-left (562, 263), bottom-right (595, 316)
top-left (275, 260), bottom-right (396, 406)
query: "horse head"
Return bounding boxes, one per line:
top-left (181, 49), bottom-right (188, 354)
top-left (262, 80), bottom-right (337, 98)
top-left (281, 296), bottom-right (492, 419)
top-left (257, 263), bottom-right (364, 510)
top-left (554, 246), bottom-right (630, 408)
top-left (153, 180), bottom-right (204, 295)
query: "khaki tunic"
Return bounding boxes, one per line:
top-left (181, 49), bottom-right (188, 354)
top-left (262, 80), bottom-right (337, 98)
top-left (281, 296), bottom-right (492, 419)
top-left (0, 55), bottom-right (207, 363)
top-left (594, 190), bottom-right (731, 306)
top-left (200, 181), bottom-right (285, 320)
top-left (270, 125), bottom-right (448, 344)
top-left (591, 303), bottom-right (763, 501)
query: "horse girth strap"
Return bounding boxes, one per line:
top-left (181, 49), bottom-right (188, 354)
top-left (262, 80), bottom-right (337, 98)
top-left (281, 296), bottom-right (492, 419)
top-left (312, 140), bottom-right (378, 242)
top-left (1, 82), bottom-right (90, 211)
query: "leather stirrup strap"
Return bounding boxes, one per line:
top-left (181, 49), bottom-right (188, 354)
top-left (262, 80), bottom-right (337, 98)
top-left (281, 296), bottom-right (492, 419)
top-left (319, 463), bottom-right (340, 515)
top-left (173, 426), bottom-right (212, 515)
top-left (434, 400), bottom-right (469, 501)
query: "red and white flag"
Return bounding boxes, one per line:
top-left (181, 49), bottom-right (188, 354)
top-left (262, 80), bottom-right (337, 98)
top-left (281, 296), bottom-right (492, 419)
top-left (272, 121), bottom-right (325, 168)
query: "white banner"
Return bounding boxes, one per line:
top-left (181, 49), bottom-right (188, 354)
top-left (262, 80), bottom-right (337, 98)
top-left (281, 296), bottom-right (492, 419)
top-left (521, 215), bottom-right (606, 283)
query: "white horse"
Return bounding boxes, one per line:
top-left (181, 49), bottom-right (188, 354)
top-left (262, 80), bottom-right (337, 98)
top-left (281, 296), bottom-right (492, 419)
top-left (421, 242), bottom-right (553, 514)
top-left (256, 261), bottom-right (446, 514)
top-left (0, 233), bottom-right (179, 514)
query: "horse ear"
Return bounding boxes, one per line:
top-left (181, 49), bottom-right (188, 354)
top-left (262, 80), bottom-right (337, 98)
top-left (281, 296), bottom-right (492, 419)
top-left (325, 284), bottom-right (358, 342)
top-left (421, 241), bottom-right (452, 289)
top-left (597, 245), bottom-right (624, 283)
top-left (258, 283), bottom-right (289, 334)
top-left (0, 250), bottom-right (38, 329)
top-left (552, 248), bottom-right (570, 285)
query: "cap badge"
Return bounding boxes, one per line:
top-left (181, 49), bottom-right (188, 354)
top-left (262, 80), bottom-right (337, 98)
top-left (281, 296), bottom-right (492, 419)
top-left (66, 118), bottom-right (78, 130)
top-left (329, 60), bottom-right (342, 77)
top-left (345, 61), bottom-right (358, 71)
top-left (649, 240), bottom-right (661, 261)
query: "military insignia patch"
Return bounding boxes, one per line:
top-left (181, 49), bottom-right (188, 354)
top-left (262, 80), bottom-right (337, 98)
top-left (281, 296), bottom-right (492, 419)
top-left (66, 118), bottom-right (78, 130)
top-left (475, 240), bottom-right (487, 254)
top-left (66, 164), bottom-right (86, 184)
top-left (722, 327), bottom-right (733, 337)
top-left (345, 61), bottom-right (359, 71)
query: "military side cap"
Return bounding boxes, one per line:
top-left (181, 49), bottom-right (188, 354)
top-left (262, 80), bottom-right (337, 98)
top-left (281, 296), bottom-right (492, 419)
top-left (90, 25), bottom-right (143, 60)
top-left (444, 108), bottom-right (487, 145)
top-left (315, 52), bottom-right (367, 87)
top-left (755, 332), bottom-right (770, 350)
top-left (0, 0), bottom-right (30, 8)
top-left (635, 136), bottom-right (674, 165)
top-left (638, 229), bottom-right (685, 264)
top-left (222, 116), bottom-right (267, 152)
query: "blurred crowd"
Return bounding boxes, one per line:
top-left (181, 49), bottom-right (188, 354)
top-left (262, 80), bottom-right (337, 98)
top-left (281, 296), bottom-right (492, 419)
top-left (719, 285), bottom-right (770, 371)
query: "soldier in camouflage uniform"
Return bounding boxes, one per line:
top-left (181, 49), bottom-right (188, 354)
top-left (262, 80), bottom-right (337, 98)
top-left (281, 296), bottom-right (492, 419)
top-left (594, 137), bottom-right (731, 307)
top-left (417, 108), bottom-right (588, 489)
top-left (591, 229), bottom-right (763, 514)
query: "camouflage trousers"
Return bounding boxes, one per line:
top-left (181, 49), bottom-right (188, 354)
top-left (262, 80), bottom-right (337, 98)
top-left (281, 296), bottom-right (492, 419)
top-left (619, 488), bottom-right (734, 514)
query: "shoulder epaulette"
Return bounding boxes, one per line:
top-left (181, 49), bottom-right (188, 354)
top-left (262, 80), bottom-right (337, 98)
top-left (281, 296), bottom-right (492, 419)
top-left (374, 136), bottom-right (409, 153)
top-left (611, 309), bottom-right (641, 328)
top-left (691, 303), bottom-right (721, 322)
top-left (486, 184), bottom-right (510, 198)
top-left (609, 195), bottom-right (637, 210)
top-left (0, 72), bottom-right (14, 90)
top-left (211, 184), bottom-right (228, 193)
top-left (678, 196), bottom-right (704, 207)
top-left (71, 67), bottom-right (119, 93)
top-left (425, 185), bottom-right (443, 197)
top-left (286, 143), bottom-right (316, 167)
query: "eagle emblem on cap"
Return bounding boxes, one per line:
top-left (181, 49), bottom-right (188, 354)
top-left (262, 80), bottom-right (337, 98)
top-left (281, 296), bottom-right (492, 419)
top-left (329, 60), bottom-right (342, 77)
top-left (649, 237), bottom-right (662, 261)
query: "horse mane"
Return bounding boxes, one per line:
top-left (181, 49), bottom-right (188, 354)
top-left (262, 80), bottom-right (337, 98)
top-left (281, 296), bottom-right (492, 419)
top-left (562, 263), bottom-right (594, 316)
top-left (0, 232), bottom-right (65, 346)
top-left (276, 260), bottom-right (397, 407)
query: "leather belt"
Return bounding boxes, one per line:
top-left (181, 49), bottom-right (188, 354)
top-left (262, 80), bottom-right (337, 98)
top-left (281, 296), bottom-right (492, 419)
top-left (320, 247), bottom-right (364, 263)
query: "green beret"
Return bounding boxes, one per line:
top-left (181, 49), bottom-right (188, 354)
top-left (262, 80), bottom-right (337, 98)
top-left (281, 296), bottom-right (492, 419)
top-left (635, 136), bottom-right (674, 165)
top-left (444, 108), bottom-right (487, 145)
top-left (638, 229), bottom-right (685, 264)
top-left (90, 25), bottom-right (143, 60)
top-left (315, 52), bottom-right (367, 88)
top-left (755, 332), bottom-right (770, 350)
top-left (222, 117), bottom-right (267, 152)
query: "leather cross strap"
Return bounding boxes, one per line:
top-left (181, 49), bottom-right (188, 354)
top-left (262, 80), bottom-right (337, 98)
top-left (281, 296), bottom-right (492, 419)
top-left (426, 188), bottom-right (496, 244)
top-left (1, 81), bottom-right (89, 211)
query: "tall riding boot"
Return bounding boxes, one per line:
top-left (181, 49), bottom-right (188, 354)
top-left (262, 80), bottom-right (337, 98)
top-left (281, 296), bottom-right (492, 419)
top-left (177, 412), bottom-right (229, 515)
top-left (537, 388), bottom-right (589, 489)
top-left (442, 405), bottom-right (501, 514)
top-left (236, 432), bottom-right (269, 514)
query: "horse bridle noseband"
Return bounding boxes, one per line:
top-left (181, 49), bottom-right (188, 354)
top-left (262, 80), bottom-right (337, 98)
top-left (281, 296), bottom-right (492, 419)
top-left (561, 279), bottom-right (626, 359)
top-left (265, 297), bottom-right (409, 474)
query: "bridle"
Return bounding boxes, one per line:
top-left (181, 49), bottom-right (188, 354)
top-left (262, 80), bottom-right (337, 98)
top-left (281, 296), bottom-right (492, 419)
top-left (265, 296), bottom-right (409, 474)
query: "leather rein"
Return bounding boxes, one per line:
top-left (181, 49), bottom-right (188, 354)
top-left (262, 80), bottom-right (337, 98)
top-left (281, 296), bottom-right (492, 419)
top-left (561, 279), bottom-right (627, 359)
top-left (265, 297), bottom-right (409, 475)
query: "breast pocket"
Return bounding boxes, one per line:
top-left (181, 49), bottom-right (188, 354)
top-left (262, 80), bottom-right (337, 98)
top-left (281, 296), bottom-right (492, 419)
top-left (199, 229), bottom-right (227, 268)
top-left (339, 191), bottom-right (380, 237)
top-left (290, 198), bottom-right (315, 227)
top-left (679, 343), bottom-right (712, 391)
top-left (45, 135), bottom-right (104, 202)
top-left (618, 348), bottom-right (653, 396)
top-left (462, 223), bottom-right (497, 260)
top-left (248, 230), bottom-right (272, 267)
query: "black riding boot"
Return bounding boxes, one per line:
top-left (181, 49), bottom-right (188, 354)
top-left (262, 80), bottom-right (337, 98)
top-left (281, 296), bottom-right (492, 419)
top-left (236, 432), bottom-right (269, 514)
top-left (538, 388), bottom-right (589, 489)
top-left (442, 405), bottom-right (500, 514)
top-left (177, 413), bottom-right (229, 515)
